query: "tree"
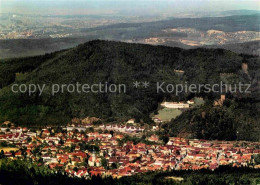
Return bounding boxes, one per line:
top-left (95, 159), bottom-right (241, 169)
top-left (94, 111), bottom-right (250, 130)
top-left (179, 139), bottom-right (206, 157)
top-left (0, 141), bottom-right (7, 147)
top-left (0, 150), bottom-right (5, 159)
top-left (110, 130), bottom-right (114, 137)
top-left (88, 127), bottom-right (94, 132)
top-left (59, 139), bottom-right (64, 145)
top-left (161, 136), bottom-right (169, 145)
top-left (253, 154), bottom-right (260, 165)
top-left (101, 157), bottom-right (108, 169)
top-left (98, 129), bottom-right (103, 134)
top-left (111, 162), bottom-right (117, 169)
top-left (70, 144), bottom-right (76, 152)
top-left (26, 137), bottom-right (32, 143)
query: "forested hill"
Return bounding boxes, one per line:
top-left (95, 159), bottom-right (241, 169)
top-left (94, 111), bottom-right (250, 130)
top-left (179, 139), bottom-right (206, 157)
top-left (0, 40), bottom-right (259, 140)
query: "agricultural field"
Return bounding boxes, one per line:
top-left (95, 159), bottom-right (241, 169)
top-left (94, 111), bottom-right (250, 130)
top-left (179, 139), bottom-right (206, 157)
top-left (155, 108), bottom-right (182, 122)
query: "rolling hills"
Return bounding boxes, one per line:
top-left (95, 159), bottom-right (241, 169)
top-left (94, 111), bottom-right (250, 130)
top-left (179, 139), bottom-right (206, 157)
top-left (0, 14), bottom-right (259, 59)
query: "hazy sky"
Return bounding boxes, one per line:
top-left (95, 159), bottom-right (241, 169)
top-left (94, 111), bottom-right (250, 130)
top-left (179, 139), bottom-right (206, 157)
top-left (0, 0), bottom-right (259, 15)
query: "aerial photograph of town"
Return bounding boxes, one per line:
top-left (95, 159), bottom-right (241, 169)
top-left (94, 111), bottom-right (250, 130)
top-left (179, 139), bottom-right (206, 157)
top-left (0, 0), bottom-right (259, 185)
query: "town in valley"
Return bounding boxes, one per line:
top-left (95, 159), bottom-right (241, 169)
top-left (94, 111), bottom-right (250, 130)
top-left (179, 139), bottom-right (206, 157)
top-left (1, 116), bottom-right (259, 179)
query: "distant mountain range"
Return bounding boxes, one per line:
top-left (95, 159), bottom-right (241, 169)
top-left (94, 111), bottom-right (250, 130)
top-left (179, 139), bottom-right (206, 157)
top-left (191, 10), bottom-right (260, 17)
top-left (0, 14), bottom-right (259, 59)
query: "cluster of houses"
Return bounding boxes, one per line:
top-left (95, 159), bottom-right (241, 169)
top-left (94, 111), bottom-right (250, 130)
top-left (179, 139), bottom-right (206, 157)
top-left (0, 124), bottom-right (260, 179)
top-left (98, 124), bottom-right (145, 133)
top-left (63, 123), bottom-right (145, 134)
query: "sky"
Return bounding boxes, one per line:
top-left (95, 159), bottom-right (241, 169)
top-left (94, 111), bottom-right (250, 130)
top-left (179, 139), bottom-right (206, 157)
top-left (0, 0), bottom-right (259, 15)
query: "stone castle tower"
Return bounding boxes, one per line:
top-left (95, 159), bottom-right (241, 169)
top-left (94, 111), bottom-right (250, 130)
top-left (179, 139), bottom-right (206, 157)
top-left (241, 63), bottom-right (248, 74)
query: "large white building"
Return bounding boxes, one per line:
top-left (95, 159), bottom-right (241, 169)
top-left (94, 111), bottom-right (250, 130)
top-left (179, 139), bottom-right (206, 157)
top-left (161, 102), bottom-right (190, 109)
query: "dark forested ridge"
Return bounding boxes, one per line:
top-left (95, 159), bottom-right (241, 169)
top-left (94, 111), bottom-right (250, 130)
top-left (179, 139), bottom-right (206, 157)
top-left (165, 40), bottom-right (260, 56)
top-left (0, 40), bottom-right (259, 140)
top-left (205, 41), bottom-right (260, 56)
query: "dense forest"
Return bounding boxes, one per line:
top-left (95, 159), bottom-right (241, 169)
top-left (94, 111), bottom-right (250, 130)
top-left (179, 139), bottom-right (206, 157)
top-left (0, 159), bottom-right (259, 185)
top-left (0, 40), bottom-right (259, 140)
top-left (167, 97), bottom-right (260, 141)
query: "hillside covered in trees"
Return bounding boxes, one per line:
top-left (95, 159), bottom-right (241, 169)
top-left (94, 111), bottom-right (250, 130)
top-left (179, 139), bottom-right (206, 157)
top-left (167, 97), bottom-right (260, 141)
top-left (0, 40), bottom-right (259, 141)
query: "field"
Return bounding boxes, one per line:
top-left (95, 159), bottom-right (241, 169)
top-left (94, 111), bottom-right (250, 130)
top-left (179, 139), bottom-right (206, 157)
top-left (151, 98), bottom-right (205, 122)
top-left (155, 108), bottom-right (182, 122)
